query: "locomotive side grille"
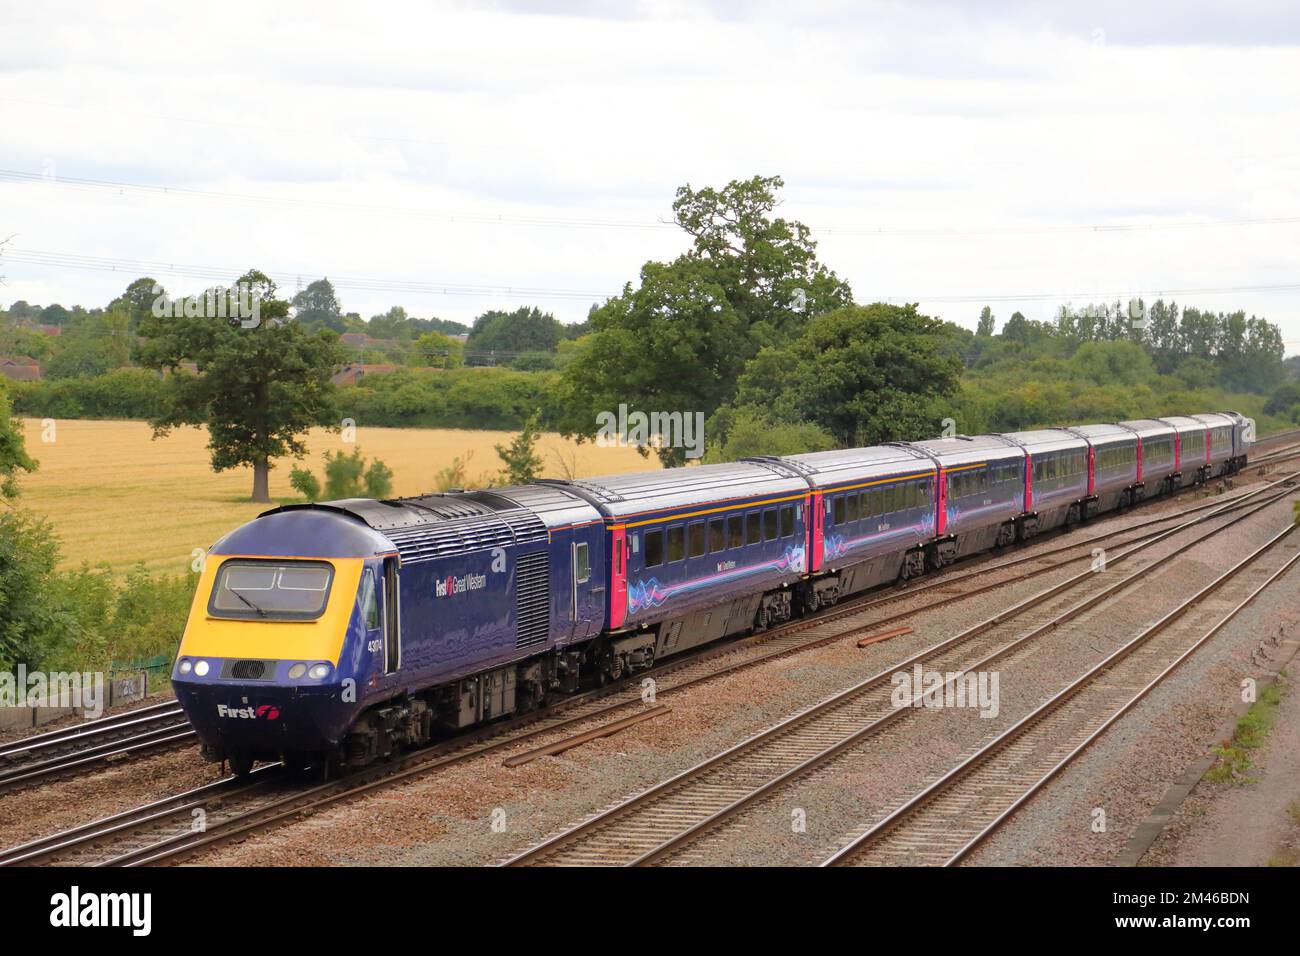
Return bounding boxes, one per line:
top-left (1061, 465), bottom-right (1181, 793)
top-left (222, 659), bottom-right (273, 680)
top-left (515, 550), bottom-right (550, 650)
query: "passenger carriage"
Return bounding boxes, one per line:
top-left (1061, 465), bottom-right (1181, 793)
top-left (1062, 423), bottom-right (1139, 515)
top-left (1117, 419), bottom-right (1179, 498)
top-left (765, 445), bottom-right (938, 602)
top-left (1191, 412), bottom-right (1245, 478)
top-left (548, 461), bottom-right (811, 680)
top-left (1159, 415), bottom-right (1213, 489)
top-left (900, 435), bottom-right (1027, 564)
top-left (998, 428), bottom-right (1090, 536)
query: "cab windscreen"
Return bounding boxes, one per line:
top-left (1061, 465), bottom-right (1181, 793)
top-left (208, 559), bottom-right (335, 620)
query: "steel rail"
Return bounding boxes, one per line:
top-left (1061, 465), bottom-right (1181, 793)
top-left (821, 520), bottom-right (1299, 866)
top-left (501, 480), bottom-right (1295, 866)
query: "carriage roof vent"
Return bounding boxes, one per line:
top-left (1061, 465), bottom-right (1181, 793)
top-left (533, 477), bottom-right (627, 504)
top-left (741, 455), bottom-right (814, 479)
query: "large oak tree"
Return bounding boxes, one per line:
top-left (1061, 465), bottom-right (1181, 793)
top-left (137, 270), bottom-right (345, 502)
top-left (552, 175), bottom-right (852, 465)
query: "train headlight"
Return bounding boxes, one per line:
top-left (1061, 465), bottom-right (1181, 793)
top-left (178, 659), bottom-right (193, 675)
top-left (288, 663), bottom-right (307, 680)
top-left (194, 660), bottom-right (210, 677)
top-left (308, 663), bottom-right (331, 680)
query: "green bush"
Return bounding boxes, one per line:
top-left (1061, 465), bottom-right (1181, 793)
top-left (337, 367), bottom-right (552, 430)
top-left (289, 464), bottom-right (322, 501)
top-left (8, 368), bottom-right (168, 420)
top-left (288, 447), bottom-right (395, 501)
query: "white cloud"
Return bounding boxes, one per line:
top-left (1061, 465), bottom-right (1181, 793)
top-left (1, 0), bottom-right (1297, 353)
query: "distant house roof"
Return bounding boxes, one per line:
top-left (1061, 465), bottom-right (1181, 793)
top-left (38, 324), bottom-right (62, 337)
top-left (332, 363), bottom-right (400, 386)
top-left (0, 356), bottom-right (41, 381)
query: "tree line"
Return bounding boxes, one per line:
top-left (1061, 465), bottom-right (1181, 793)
top-left (4, 173), bottom-right (1297, 502)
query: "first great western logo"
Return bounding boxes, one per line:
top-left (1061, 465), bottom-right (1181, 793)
top-left (435, 571), bottom-right (487, 598)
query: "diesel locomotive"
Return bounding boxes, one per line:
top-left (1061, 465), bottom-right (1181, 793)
top-left (172, 411), bottom-right (1253, 775)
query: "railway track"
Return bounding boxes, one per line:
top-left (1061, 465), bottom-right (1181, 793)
top-left (822, 518), bottom-right (1300, 867)
top-left (500, 478), bottom-right (1298, 866)
top-left (0, 700), bottom-right (194, 793)
top-left (6, 470), bottom-right (1295, 865)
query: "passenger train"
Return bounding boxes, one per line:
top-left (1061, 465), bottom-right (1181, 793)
top-left (172, 412), bottom-right (1254, 774)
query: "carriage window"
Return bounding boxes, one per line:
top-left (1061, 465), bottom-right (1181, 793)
top-left (574, 542), bottom-right (591, 583)
top-left (667, 525), bottom-right (685, 562)
top-left (763, 509), bottom-right (778, 540)
top-left (833, 496), bottom-right (846, 525)
top-left (746, 512), bottom-right (761, 545)
top-left (644, 530), bottom-right (663, 567)
top-left (780, 505), bottom-right (795, 537)
top-left (688, 522), bottom-right (706, 558)
top-left (709, 518), bottom-right (726, 552)
top-left (728, 514), bottom-right (744, 549)
top-left (846, 493), bottom-right (861, 523)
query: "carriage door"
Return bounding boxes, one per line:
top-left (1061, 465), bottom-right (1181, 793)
top-left (382, 556), bottom-right (401, 673)
top-left (810, 492), bottom-right (824, 572)
top-left (571, 539), bottom-right (596, 641)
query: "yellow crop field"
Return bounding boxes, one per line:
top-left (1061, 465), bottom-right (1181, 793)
top-left (16, 419), bottom-right (658, 576)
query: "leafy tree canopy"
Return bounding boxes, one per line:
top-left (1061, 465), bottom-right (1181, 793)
top-left (554, 175), bottom-right (852, 464)
top-left (137, 270), bottom-right (345, 502)
top-left (702, 406), bottom-right (836, 463)
top-left (468, 306), bottom-right (564, 355)
top-left (495, 412), bottom-right (545, 484)
top-left (292, 278), bottom-right (345, 332)
top-left (0, 386), bottom-right (37, 499)
top-left (722, 302), bottom-right (963, 448)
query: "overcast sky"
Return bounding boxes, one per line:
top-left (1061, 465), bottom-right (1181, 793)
top-left (2, 0), bottom-right (1298, 352)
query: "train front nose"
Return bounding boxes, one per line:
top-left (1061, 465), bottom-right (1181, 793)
top-left (173, 659), bottom-right (351, 758)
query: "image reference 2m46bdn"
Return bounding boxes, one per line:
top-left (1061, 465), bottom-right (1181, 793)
top-left (171, 412), bottom-right (1253, 777)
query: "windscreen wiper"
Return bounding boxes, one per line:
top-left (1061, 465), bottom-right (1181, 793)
top-left (228, 587), bottom-right (267, 617)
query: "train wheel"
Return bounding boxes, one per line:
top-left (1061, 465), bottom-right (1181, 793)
top-left (518, 681), bottom-right (547, 713)
top-left (227, 751), bottom-right (255, 777)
